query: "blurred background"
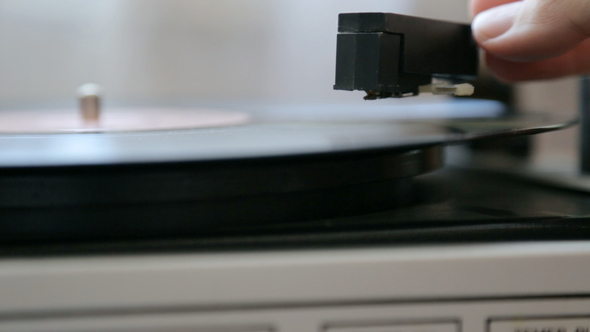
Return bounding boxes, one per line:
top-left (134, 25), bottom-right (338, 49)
top-left (0, 0), bottom-right (580, 163)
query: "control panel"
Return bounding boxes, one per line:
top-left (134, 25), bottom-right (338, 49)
top-left (490, 317), bottom-right (590, 332)
top-left (1, 298), bottom-right (590, 332)
top-left (0, 242), bottom-right (589, 332)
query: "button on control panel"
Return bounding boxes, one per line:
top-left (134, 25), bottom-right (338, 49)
top-left (326, 321), bottom-right (459, 332)
top-left (490, 317), bottom-right (590, 332)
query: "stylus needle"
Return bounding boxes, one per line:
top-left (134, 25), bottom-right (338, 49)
top-left (419, 83), bottom-right (475, 96)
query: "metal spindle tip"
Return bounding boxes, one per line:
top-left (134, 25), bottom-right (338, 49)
top-left (77, 83), bottom-right (102, 123)
top-left (77, 83), bottom-right (103, 98)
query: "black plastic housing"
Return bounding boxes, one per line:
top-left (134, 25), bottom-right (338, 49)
top-left (334, 13), bottom-right (479, 98)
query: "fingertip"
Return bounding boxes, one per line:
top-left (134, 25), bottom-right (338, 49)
top-left (475, 0), bottom-right (590, 62)
top-left (472, 4), bottom-right (518, 45)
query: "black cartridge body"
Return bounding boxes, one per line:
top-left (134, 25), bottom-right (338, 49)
top-left (334, 13), bottom-right (478, 98)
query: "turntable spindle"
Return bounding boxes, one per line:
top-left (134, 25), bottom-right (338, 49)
top-left (77, 83), bottom-right (102, 124)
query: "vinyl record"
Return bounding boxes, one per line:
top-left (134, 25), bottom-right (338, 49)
top-left (0, 99), bottom-right (576, 244)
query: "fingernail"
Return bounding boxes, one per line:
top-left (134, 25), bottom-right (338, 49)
top-left (472, 1), bottom-right (522, 42)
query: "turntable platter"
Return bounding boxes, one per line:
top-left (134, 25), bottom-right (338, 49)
top-left (0, 97), bottom-right (576, 244)
top-left (0, 105), bottom-right (575, 168)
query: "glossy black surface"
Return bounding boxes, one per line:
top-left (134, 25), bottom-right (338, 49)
top-left (2, 167), bottom-right (590, 256)
top-left (338, 13), bottom-right (478, 77)
top-left (0, 146), bottom-right (442, 241)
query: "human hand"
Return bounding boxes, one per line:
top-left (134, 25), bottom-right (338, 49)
top-left (470, 0), bottom-right (590, 81)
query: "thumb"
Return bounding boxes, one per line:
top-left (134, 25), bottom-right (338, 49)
top-left (472, 0), bottom-right (590, 62)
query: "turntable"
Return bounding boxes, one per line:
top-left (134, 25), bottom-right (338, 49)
top-left (0, 12), bottom-right (579, 249)
top-left (0, 10), bottom-right (589, 332)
